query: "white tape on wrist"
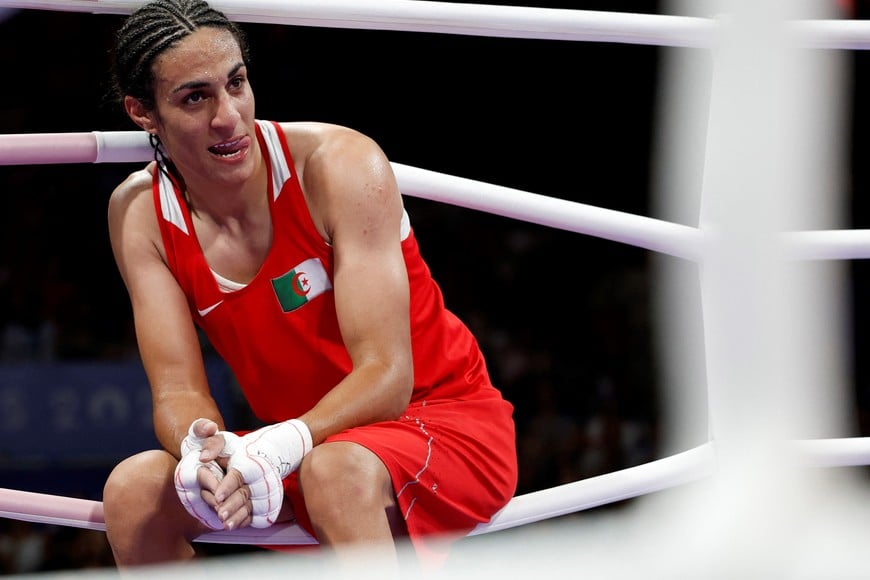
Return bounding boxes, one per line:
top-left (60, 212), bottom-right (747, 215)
top-left (220, 419), bottom-right (313, 528)
top-left (174, 454), bottom-right (225, 530)
top-left (174, 418), bottom-right (226, 530)
top-left (179, 417), bottom-right (211, 457)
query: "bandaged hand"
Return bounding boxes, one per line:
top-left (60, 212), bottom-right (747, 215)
top-left (174, 418), bottom-right (226, 530)
top-left (218, 419), bottom-right (313, 528)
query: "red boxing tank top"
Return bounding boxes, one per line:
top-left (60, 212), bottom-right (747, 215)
top-left (153, 120), bottom-right (500, 422)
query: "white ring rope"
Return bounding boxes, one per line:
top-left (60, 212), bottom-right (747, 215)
top-left (0, 442), bottom-right (719, 544)
top-left (3, 436), bottom-right (869, 544)
top-left (0, 130), bottom-right (703, 260)
top-left (0, 0), bottom-right (717, 47)
top-left (3, 130), bottom-right (870, 262)
top-left (0, 1), bottom-right (868, 49)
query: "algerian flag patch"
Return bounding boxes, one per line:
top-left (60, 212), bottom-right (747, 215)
top-left (271, 258), bottom-right (332, 312)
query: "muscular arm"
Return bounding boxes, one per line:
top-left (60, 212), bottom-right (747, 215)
top-left (108, 165), bottom-right (224, 457)
top-left (292, 126), bottom-right (414, 444)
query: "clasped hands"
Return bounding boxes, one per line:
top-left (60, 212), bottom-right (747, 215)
top-left (174, 417), bottom-right (313, 531)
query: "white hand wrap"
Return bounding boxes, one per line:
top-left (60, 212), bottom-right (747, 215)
top-left (219, 419), bottom-right (313, 529)
top-left (174, 418), bottom-right (226, 530)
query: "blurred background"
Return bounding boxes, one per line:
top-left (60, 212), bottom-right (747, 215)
top-left (0, 0), bottom-right (867, 573)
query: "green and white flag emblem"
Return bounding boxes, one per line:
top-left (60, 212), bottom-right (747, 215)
top-left (272, 258), bottom-right (332, 312)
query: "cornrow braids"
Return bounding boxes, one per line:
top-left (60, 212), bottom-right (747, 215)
top-left (109, 0), bottom-right (250, 110)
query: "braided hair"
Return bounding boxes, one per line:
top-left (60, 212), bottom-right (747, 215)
top-left (110, 0), bottom-right (250, 111)
top-left (109, 0), bottom-right (251, 179)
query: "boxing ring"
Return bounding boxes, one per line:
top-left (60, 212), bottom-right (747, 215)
top-left (1, 0), bottom-right (870, 574)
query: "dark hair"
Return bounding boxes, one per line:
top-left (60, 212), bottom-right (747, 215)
top-left (110, 0), bottom-right (250, 110)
